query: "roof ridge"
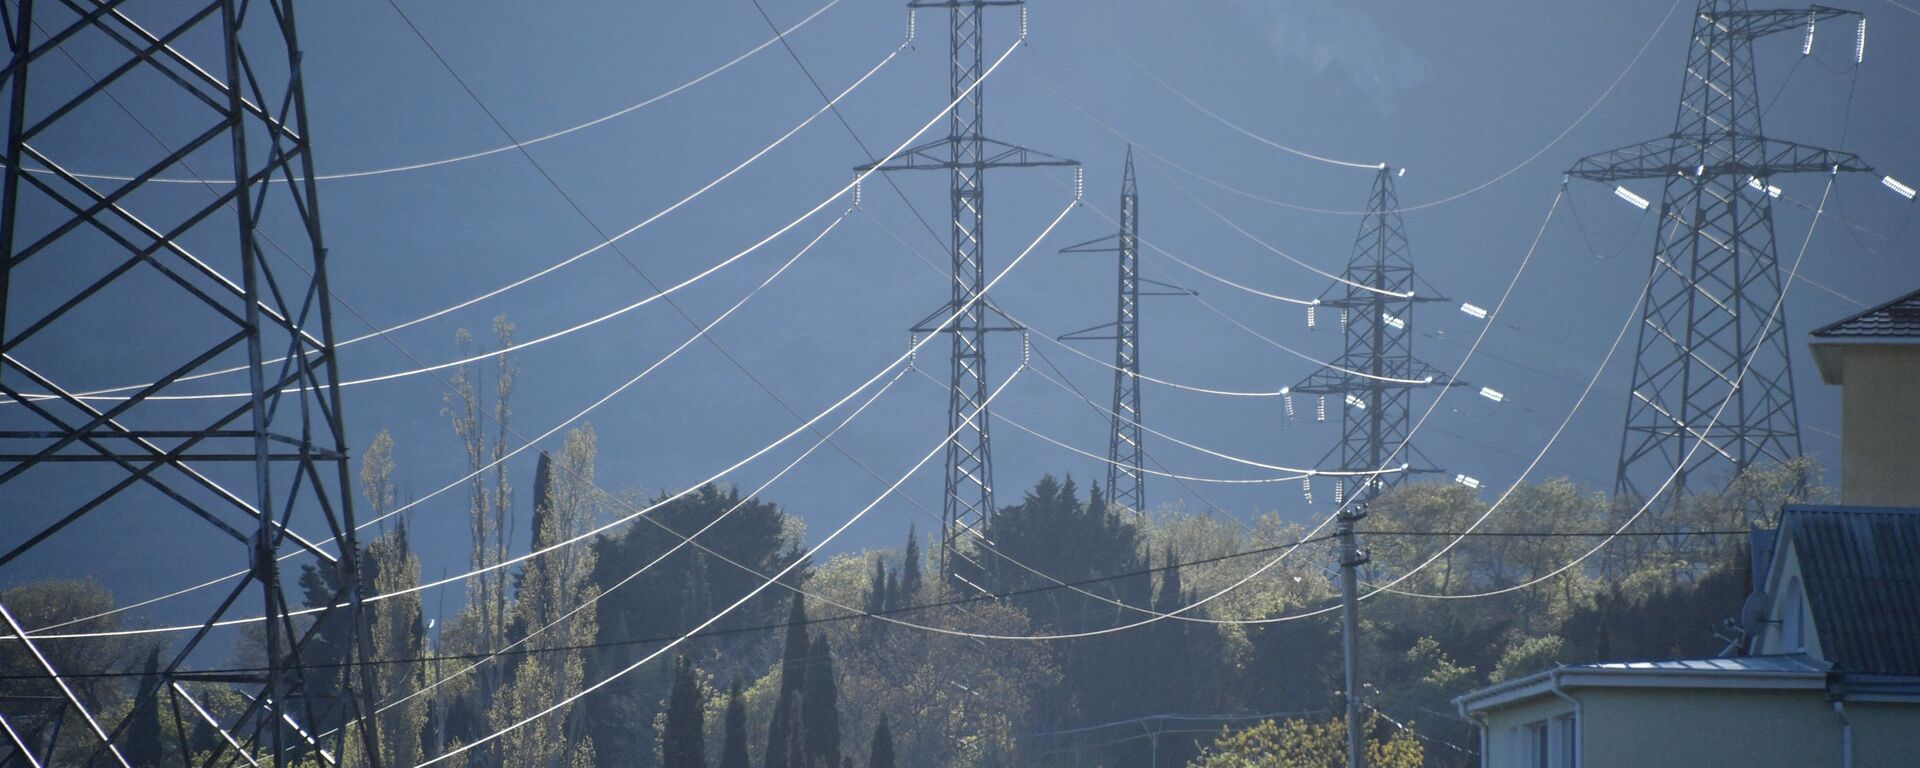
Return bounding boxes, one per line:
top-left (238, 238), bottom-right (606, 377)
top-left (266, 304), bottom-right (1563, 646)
top-left (1810, 286), bottom-right (1920, 338)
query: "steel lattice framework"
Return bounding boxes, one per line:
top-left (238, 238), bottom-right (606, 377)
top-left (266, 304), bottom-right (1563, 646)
top-left (1293, 168), bottom-right (1452, 506)
top-left (859, 0), bottom-right (1074, 576)
top-left (1568, 0), bottom-right (1869, 508)
top-left (0, 0), bottom-right (378, 765)
top-left (1059, 149), bottom-right (1190, 515)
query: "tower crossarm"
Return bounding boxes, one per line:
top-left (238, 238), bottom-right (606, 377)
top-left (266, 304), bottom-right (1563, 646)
top-left (1568, 135), bottom-right (1869, 182)
top-left (1706, 5), bottom-right (1857, 39)
top-left (857, 137), bottom-right (1078, 172)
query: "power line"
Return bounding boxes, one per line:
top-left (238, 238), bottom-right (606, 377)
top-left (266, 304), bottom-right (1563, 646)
top-left (0, 0), bottom-right (845, 185)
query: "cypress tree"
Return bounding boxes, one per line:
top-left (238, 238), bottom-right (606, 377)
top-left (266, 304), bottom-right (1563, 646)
top-left (899, 526), bottom-right (922, 604)
top-left (127, 646), bottom-right (164, 764)
top-left (766, 593), bottom-right (809, 768)
top-left (867, 714), bottom-right (895, 768)
top-left (719, 679), bottom-right (750, 768)
top-left (800, 637), bottom-right (841, 768)
top-left (1155, 546), bottom-right (1183, 614)
top-left (883, 571), bottom-right (900, 613)
top-left (780, 690), bottom-right (807, 768)
top-left (663, 654), bottom-right (707, 768)
top-left (866, 556), bottom-right (888, 615)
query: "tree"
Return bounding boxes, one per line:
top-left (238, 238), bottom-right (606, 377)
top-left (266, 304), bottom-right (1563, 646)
top-left (1188, 714), bottom-right (1423, 768)
top-left (898, 526), bottom-right (922, 606)
top-left (493, 425), bottom-right (601, 768)
top-left (866, 715), bottom-right (894, 768)
top-left (664, 655), bottom-right (708, 768)
top-left (126, 646), bottom-right (164, 765)
top-left (765, 592), bottom-right (810, 768)
top-left (719, 679), bottom-right (750, 768)
top-left (443, 317), bottom-right (519, 729)
top-left (800, 638), bottom-right (841, 768)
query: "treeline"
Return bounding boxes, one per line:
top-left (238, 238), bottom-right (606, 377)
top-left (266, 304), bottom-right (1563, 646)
top-left (0, 323), bottom-right (1823, 766)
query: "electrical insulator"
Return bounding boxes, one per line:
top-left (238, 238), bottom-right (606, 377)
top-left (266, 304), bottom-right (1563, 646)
top-left (1019, 6), bottom-right (1029, 41)
top-left (852, 180), bottom-right (862, 209)
top-left (1073, 167), bottom-right (1084, 202)
top-left (1340, 309), bottom-right (1349, 331)
top-left (1317, 396), bottom-right (1327, 422)
top-left (1345, 394), bottom-right (1367, 411)
top-left (1856, 18), bottom-right (1866, 63)
top-left (1302, 477), bottom-right (1313, 504)
top-left (1804, 11), bottom-right (1816, 56)
top-left (1333, 480), bottom-right (1344, 505)
top-left (1020, 332), bottom-right (1031, 367)
top-left (1307, 304), bottom-right (1317, 329)
top-left (906, 9), bottom-right (916, 45)
top-left (1284, 392), bottom-right (1296, 419)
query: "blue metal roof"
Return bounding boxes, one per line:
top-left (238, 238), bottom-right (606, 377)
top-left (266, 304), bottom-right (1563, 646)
top-left (1578, 655), bottom-right (1828, 674)
top-left (1779, 504), bottom-right (1920, 675)
top-left (1810, 287), bottom-right (1920, 339)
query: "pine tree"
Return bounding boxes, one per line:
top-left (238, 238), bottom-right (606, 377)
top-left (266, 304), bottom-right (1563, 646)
top-left (720, 679), bottom-right (750, 768)
top-left (766, 592), bottom-right (809, 768)
top-left (867, 714), bottom-right (895, 768)
top-left (801, 637), bottom-right (841, 768)
top-left (899, 526), bottom-right (922, 604)
top-left (663, 654), bottom-right (707, 768)
top-left (127, 646), bottom-right (164, 764)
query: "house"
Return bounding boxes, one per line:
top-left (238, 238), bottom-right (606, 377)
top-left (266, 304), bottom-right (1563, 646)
top-left (1807, 287), bottom-right (1920, 507)
top-left (1454, 290), bottom-right (1920, 767)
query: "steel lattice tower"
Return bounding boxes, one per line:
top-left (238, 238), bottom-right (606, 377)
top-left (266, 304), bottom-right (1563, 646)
top-left (1569, 0), bottom-right (1869, 507)
top-left (0, 1), bottom-right (379, 765)
top-left (1059, 149), bottom-right (1190, 514)
top-left (1293, 167), bottom-right (1453, 505)
top-left (859, 0), bottom-right (1074, 576)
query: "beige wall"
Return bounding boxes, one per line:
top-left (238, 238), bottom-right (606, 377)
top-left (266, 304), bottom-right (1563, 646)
top-left (1477, 687), bottom-right (1920, 768)
top-left (1839, 346), bottom-right (1920, 507)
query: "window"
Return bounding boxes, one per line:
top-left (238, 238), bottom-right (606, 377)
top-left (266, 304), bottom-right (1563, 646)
top-left (1520, 717), bottom-right (1577, 768)
top-left (1557, 715), bottom-right (1577, 768)
top-left (1526, 721), bottom-right (1549, 768)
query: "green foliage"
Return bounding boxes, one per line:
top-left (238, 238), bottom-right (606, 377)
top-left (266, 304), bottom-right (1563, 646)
top-left (1187, 714), bottom-right (1423, 768)
top-left (664, 655), bottom-right (707, 768)
top-left (719, 679), bottom-right (750, 768)
top-left (1490, 635), bottom-right (1567, 683)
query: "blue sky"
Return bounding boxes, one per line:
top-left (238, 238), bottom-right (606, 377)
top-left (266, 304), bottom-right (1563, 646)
top-left (7, 0), bottom-right (1920, 636)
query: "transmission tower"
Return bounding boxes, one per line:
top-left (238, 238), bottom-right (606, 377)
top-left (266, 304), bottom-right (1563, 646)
top-left (858, 0), bottom-right (1075, 577)
top-left (1568, 1), bottom-right (1870, 508)
top-left (1058, 149), bottom-right (1192, 514)
top-left (1292, 167), bottom-right (1453, 507)
top-left (0, 1), bottom-right (379, 765)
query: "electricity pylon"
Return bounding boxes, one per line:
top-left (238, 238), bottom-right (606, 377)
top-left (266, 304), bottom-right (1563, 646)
top-left (0, 1), bottom-right (379, 765)
top-left (858, 0), bottom-right (1075, 577)
top-left (1292, 167), bottom-right (1453, 507)
top-left (1058, 148), bottom-right (1192, 515)
top-left (1569, 0), bottom-right (1870, 509)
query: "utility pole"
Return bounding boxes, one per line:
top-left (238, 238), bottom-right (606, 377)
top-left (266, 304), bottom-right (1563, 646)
top-left (1058, 148), bottom-right (1192, 514)
top-left (0, 1), bottom-right (379, 765)
top-left (859, 0), bottom-right (1075, 579)
top-left (1338, 501), bottom-right (1368, 768)
top-left (1569, 0), bottom-right (1870, 517)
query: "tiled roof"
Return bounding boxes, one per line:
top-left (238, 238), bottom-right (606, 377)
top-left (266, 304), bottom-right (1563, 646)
top-left (1780, 504), bottom-right (1920, 675)
top-left (1810, 287), bottom-right (1920, 339)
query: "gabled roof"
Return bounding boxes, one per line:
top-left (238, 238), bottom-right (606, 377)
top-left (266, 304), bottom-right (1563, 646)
top-left (1810, 287), bottom-right (1920, 339)
top-left (1778, 504), bottom-right (1920, 675)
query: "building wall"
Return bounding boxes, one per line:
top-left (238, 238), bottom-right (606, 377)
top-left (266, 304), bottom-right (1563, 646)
top-left (1579, 688), bottom-right (1835, 767)
top-left (1477, 688), bottom-right (1920, 768)
top-left (1477, 695), bottom-right (1574, 768)
top-left (1840, 346), bottom-right (1920, 507)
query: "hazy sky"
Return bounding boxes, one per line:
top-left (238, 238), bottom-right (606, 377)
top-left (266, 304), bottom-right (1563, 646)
top-left (8, 0), bottom-right (1920, 635)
